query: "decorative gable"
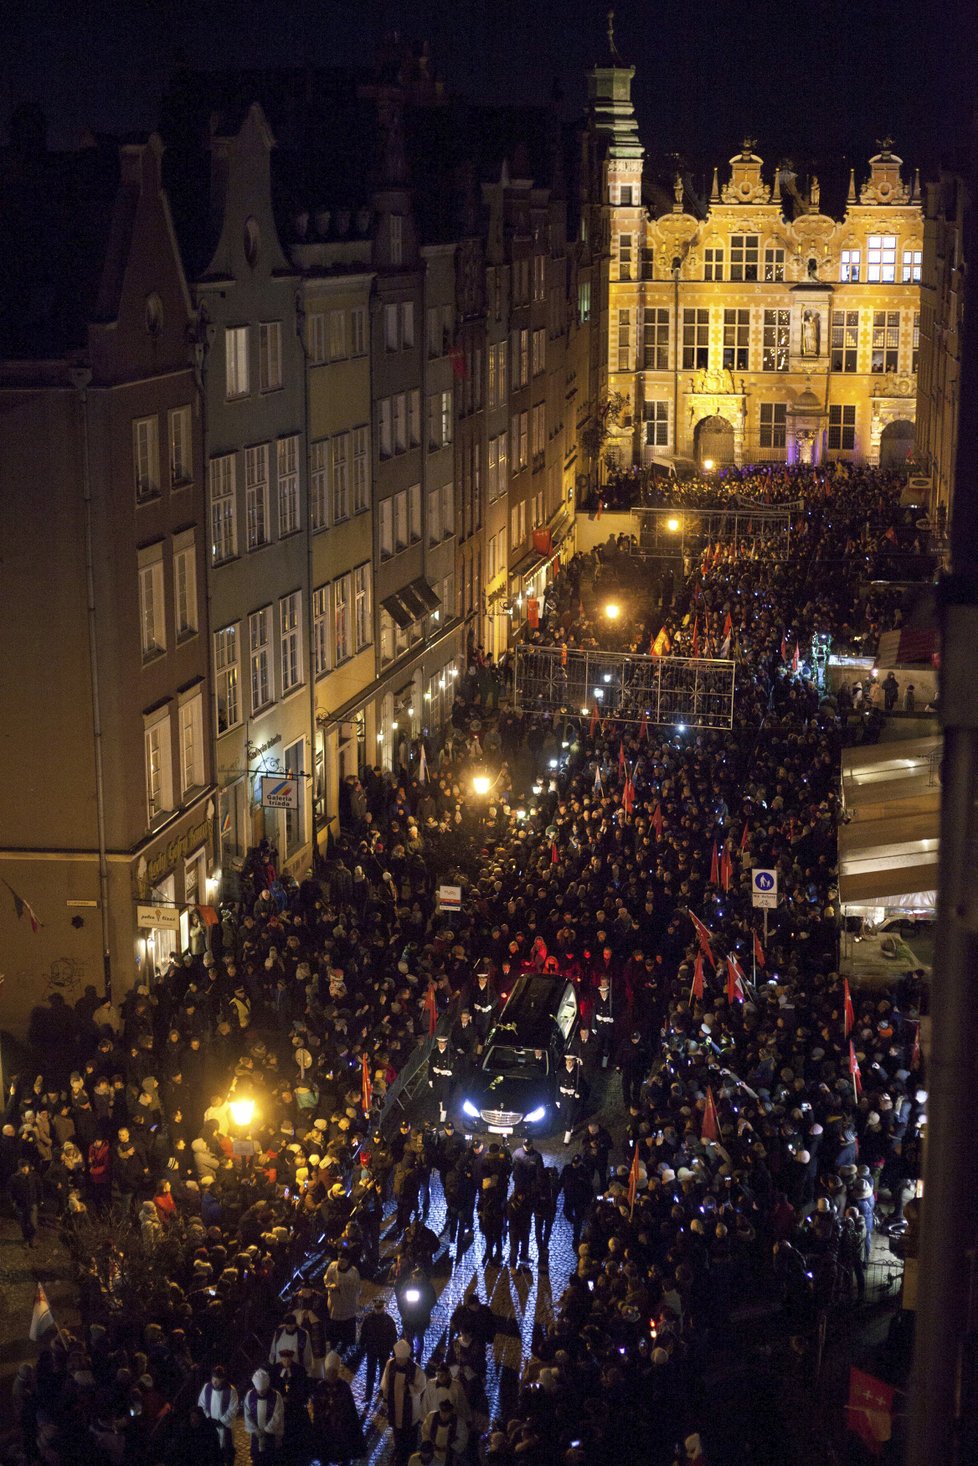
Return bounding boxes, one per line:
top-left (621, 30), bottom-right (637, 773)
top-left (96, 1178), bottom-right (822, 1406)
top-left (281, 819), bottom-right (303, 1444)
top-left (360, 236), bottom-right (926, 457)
top-left (721, 140), bottom-right (771, 206)
top-left (860, 140), bottom-right (911, 207)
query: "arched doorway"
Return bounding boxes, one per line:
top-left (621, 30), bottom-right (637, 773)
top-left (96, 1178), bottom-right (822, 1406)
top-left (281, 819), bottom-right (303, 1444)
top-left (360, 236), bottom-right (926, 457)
top-left (694, 414), bottom-right (735, 470)
top-left (880, 419), bottom-right (915, 470)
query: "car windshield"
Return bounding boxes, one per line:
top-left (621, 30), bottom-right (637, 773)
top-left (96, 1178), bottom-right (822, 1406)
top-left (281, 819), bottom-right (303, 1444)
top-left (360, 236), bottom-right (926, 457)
top-left (484, 1045), bottom-right (548, 1077)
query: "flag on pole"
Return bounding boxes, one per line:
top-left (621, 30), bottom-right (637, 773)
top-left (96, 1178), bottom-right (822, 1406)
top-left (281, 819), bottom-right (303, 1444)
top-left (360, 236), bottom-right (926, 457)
top-left (589, 704), bottom-right (599, 739)
top-left (651, 802), bottom-right (664, 839)
top-left (739, 820), bottom-right (750, 852)
top-left (618, 741), bottom-right (626, 773)
top-left (627, 1144), bottom-right (642, 1215)
top-left (418, 743), bottom-right (428, 784)
top-left (709, 841), bottom-right (720, 887)
top-left (594, 764), bottom-right (604, 796)
top-left (911, 1021), bottom-right (921, 1070)
top-left (720, 632), bottom-right (731, 659)
top-left (622, 776), bottom-right (634, 817)
top-left (726, 955), bottom-right (746, 1004)
top-left (723, 611), bottom-right (733, 639)
top-left (650, 626), bottom-right (671, 657)
top-left (847, 1367), bottom-right (894, 1456)
top-left (360, 1053), bottom-right (373, 1115)
top-left (220, 809), bottom-right (232, 838)
top-left (701, 1085), bottom-right (720, 1143)
top-left (639, 711), bottom-right (648, 741)
top-left (690, 952), bottom-right (705, 1002)
top-left (29, 1283), bottom-right (55, 1342)
top-left (753, 932), bottom-right (766, 970)
top-left (689, 911), bottom-right (716, 969)
top-left (551, 840), bottom-right (559, 865)
top-left (3, 879), bottom-right (41, 933)
top-left (691, 616), bottom-right (700, 658)
top-left (780, 635), bottom-right (787, 662)
top-left (843, 977), bottom-right (855, 1038)
top-left (792, 641), bottom-right (800, 674)
top-left (849, 1040), bottom-right (862, 1099)
top-left (423, 982), bottom-right (438, 1038)
top-left (721, 845), bottom-right (733, 893)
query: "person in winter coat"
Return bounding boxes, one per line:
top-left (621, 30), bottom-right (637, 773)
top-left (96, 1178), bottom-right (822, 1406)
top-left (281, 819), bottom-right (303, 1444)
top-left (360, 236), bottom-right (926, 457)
top-left (359, 1296), bottom-right (398, 1401)
top-left (311, 1352), bottom-right (365, 1466)
top-left (394, 1267), bottom-right (436, 1363)
top-left (243, 1368), bottom-right (285, 1462)
top-left (7, 1160), bottom-right (42, 1245)
top-left (379, 1340), bottom-right (426, 1466)
top-left (323, 1253), bottom-right (361, 1350)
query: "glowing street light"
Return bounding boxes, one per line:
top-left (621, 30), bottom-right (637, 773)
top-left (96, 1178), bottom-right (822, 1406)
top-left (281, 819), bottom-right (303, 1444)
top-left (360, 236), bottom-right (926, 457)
top-left (702, 458), bottom-right (715, 472)
top-left (666, 516), bottom-right (681, 533)
top-left (229, 1096), bottom-right (256, 1129)
top-left (472, 774), bottom-right (492, 797)
top-left (604, 601), bottom-right (621, 620)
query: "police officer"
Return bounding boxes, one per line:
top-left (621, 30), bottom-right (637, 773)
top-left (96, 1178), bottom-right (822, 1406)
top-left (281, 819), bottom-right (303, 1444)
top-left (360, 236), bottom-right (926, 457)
top-left (428, 1035), bottom-right (455, 1123)
top-left (557, 1053), bottom-right (584, 1145)
top-left (466, 968), bottom-right (497, 1047)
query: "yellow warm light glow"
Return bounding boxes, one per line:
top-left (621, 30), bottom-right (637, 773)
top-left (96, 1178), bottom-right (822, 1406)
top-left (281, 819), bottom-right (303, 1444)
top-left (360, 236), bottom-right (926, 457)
top-left (472, 775), bottom-right (492, 796)
top-left (604, 602), bottom-right (621, 620)
top-left (702, 458), bottom-right (715, 472)
top-left (666, 517), bottom-right (681, 533)
top-left (229, 1098), bottom-right (255, 1129)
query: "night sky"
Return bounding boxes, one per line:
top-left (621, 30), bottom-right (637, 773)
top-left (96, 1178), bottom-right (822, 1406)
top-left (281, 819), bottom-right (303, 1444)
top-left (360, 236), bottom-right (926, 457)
top-left (1, 0), bottom-right (962, 177)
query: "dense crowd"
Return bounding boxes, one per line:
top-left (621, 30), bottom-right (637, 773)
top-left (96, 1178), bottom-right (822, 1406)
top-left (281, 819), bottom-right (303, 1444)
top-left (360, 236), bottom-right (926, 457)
top-left (2, 462), bottom-right (930, 1466)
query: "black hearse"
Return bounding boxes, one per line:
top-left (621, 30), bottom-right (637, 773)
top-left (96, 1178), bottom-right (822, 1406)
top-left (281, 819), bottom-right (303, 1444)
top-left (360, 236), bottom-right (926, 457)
top-left (461, 974), bottom-right (578, 1135)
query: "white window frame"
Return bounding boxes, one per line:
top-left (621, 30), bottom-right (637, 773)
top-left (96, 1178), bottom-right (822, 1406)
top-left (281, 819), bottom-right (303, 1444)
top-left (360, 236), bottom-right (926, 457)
top-left (351, 306), bottom-right (367, 356)
top-left (840, 249), bottom-right (861, 283)
top-left (258, 320), bottom-right (283, 391)
top-left (138, 544), bottom-right (166, 660)
top-left (133, 415), bottom-right (160, 502)
top-left (307, 311), bottom-right (327, 365)
top-left (144, 706), bottom-right (173, 825)
top-left (763, 246), bottom-right (785, 283)
top-left (312, 585), bottom-right (331, 678)
top-left (441, 481), bottom-right (455, 538)
top-left (408, 481), bottom-right (422, 542)
top-left (867, 234), bottom-right (896, 283)
top-left (428, 484), bottom-right (441, 544)
top-left (225, 325), bottom-right (250, 398)
top-left (173, 530), bottom-right (198, 640)
top-left (277, 435), bottom-right (300, 536)
top-left (279, 591), bottom-right (302, 696)
top-left (214, 624), bottom-right (240, 734)
top-left (643, 400), bottom-right (669, 447)
top-left (762, 309), bottom-right (790, 372)
top-left (352, 425), bottom-right (369, 513)
top-left (379, 498), bottom-right (394, 559)
top-left (328, 308), bottom-right (347, 360)
top-left (249, 606), bottom-right (272, 713)
top-left (902, 249), bottom-right (922, 283)
top-left (178, 688), bottom-right (205, 795)
top-left (334, 573), bottom-right (352, 663)
top-left (353, 563), bottom-right (371, 651)
top-left (394, 489), bottom-right (408, 551)
top-left (168, 405), bottom-right (192, 488)
top-left (310, 439), bottom-right (329, 532)
top-left (209, 453), bottom-right (237, 563)
top-left (245, 442), bottom-right (270, 550)
top-left (331, 433), bottom-right (349, 522)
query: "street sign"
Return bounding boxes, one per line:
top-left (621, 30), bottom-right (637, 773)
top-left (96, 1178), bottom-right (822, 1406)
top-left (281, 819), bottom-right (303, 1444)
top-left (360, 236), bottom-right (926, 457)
top-left (438, 884), bottom-right (462, 912)
top-left (260, 774), bottom-right (300, 810)
top-left (751, 868), bottom-right (778, 909)
top-left (136, 904), bottom-right (181, 930)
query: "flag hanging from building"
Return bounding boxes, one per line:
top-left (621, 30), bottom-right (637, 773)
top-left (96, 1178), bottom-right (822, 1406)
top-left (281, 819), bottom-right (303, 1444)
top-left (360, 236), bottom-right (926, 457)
top-left (843, 977), bottom-right (855, 1038)
top-left (418, 743), bottom-right (428, 784)
top-left (423, 982), bottom-right (438, 1038)
top-left (701, 1085), bottom-right (720, 1143)
top-left (627, 1144), bottom-right (642, 1215)
top-left (846, 1367), bottom-right (894, 1456)
top-left (220, 809), bottom-right (232, 837)
top-left (3, 879), bottom-right (40, 933)
top-left (360, 1053), bottom-right (373, 1115)
top-left (29, 1283), bottom-right (55, 1342)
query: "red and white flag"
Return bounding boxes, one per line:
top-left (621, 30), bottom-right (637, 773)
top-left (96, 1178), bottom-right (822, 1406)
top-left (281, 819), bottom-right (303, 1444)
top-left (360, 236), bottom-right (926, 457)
top-left (849, 1040), bottom-right (862, 1099)
top-left (29, 1283), bottom-right (55, 1342)
top-left (792, 641), bottom-right (800, 674)
top-left (726, 954), bottom-right (747, 1004)
top-left (753, 932), bottom-right (766, 970)
top-left (843, 977), bottom-right (855, 1039)
top-left (689, 911), bottom-right (716, 970)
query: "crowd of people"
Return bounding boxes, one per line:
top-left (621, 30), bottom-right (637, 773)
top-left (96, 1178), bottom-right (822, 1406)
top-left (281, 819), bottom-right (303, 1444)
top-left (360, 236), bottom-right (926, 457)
top-left (1, 461), bottom-right (931, 1466)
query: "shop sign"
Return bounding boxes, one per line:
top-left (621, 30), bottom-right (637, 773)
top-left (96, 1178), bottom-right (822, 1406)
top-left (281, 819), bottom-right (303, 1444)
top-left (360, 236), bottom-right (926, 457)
top-left (136, 904), bottom-right (181, 931)
top-left (144, 818), bottom-right (211, 888)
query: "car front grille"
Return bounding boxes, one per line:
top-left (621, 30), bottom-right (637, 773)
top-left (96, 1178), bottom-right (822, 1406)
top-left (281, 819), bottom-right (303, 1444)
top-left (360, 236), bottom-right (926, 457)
top-left (480, 1109), bottom-right (523, 1127)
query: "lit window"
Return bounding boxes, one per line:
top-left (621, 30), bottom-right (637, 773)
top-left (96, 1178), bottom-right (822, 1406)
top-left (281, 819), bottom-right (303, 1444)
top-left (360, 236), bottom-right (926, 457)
top-left (643, 400), bottom-right (668, 447)
top-left (214, 625), bottom-right (240, 733)
top-left (209, 454), bottom-right (237, 562)
top-left (764, 247), bottom-right (785, 283)
top-left (840, 250), bottom-right (861, 283)
top-left (762, 310), bottom-right (789, 372)
top-left (245, 443), bottom-right (269, 550)
top-left (867, 235), bottom-right (896, 283)
top-left (249, 607), bottom-right (272, 712)
top-left (730, 234), bottom-right (759, 281)
top-left (704, 246), bottom-right (724, 281)
top-left (902, 249), bottom-right (922, 283)
top-left (831, 310), bottom-right (859, 372)
top-left (225, 326), bottom-right (249, 398)
top-left (871, 311), bottom-right (900, 373)
top-left (138, 547), bottom-right (166, 660)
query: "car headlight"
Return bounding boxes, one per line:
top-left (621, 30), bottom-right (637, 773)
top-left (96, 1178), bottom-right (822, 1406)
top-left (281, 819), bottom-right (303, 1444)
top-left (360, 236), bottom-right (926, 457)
top-left (462, 1099), bottom-right (480, 1119)
top-left (524, 1105), bottom-right (546, 1124)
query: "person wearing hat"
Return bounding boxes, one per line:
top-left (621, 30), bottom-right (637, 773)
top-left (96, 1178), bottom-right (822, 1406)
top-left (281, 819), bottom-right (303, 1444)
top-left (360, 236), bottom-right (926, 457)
top-left (380, 1339), bottom-right (427, 1465)
top-left (428, 1035), bottom-right (455, 1124)
top-left (269, 1346), bottom-right (311, 1463)
top-left (557, 1053), bottom-right (585, 1146)
top-left (243, 1368), bottom-right (284, 1461)
top-left (359, 1296), bottom-right (398, 1401)
top-left (590, 976), bottom-right (616, 1069)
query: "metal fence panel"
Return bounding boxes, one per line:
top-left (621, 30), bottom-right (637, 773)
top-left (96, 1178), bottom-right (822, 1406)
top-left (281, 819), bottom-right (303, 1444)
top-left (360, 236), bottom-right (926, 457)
top-left (514, 646), bottom-right (736, 730)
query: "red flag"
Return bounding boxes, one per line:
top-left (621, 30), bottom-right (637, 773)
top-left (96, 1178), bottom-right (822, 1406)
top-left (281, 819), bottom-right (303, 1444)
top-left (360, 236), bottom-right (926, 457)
top-left (639, 711), bottom-right (648, 742)
top-left (589, 704), bottom-right (599, 739)
top-left (701, 1085), bottom-right (720, 1143)
top-left (780, 635), bottom-right (787, 662)
top-left (627, 1144), bottom-right (642, 1214)
top-left (849, 1040), bottom-right (862, 1098)
top-left (618, 741), bottom-right (626, 773)
top-left (843, 977), bottom-right (855, 1038)
top-left (847, 1367), bottom-right (894, 1456)
top-left (360, 1053), bottom-right (373, 1115)
top-left (3, 878), bottom-right (41, 932)
top-left (690, 952), bottom-right (705, 1002)
top-left (739, 820), bottom-right (750, 852)
top-left (792, 641), bottom-right (800, 674)
top-left (753, 932), bottom-right (766, 970)
top-left (911, 1021), bottom-right (921, 1070)
top-left (449, 344), bottom-right (467, 378)
top-left (691, 616), bottom-right (700, 658)
top-left (551, 840), bottom-right (559, 865)
top-left (622, 776), bottom-right (634, 816)
top-left (726, 955), bottom-right (746, 1003)
top-left (689, 911), bottom-right (716, 969)
top-left (651, 802), bottom-right (664, 839)
top-left (423, 982), bottom-right (438, 1038)
top-left (710, 840), bottom-right (720, 886)
top-left (722, 611), bottom-right (733, 639)
top-left (560, 642), bottom-right (568, 667)
top-left (721, 845), bottom-right (733, 893)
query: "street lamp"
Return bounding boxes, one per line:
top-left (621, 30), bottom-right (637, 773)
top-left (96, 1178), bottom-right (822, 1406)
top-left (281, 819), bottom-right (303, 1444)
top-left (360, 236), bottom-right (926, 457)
top-left (702, 458), bottom-right (715, 473)
top-left (229, 1096), bottom-right (256, 1129)
top-left (604, 601), bottom-right (621, 621)
top-left (472, 774), bottom-right (492, 797)
top-left (666, 516), bottom-right (681, 534)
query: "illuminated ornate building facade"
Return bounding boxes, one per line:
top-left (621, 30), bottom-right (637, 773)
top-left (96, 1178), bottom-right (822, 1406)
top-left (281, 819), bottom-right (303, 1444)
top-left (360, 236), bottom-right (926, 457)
top-left (588, 54), bottom-right (924, 470)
